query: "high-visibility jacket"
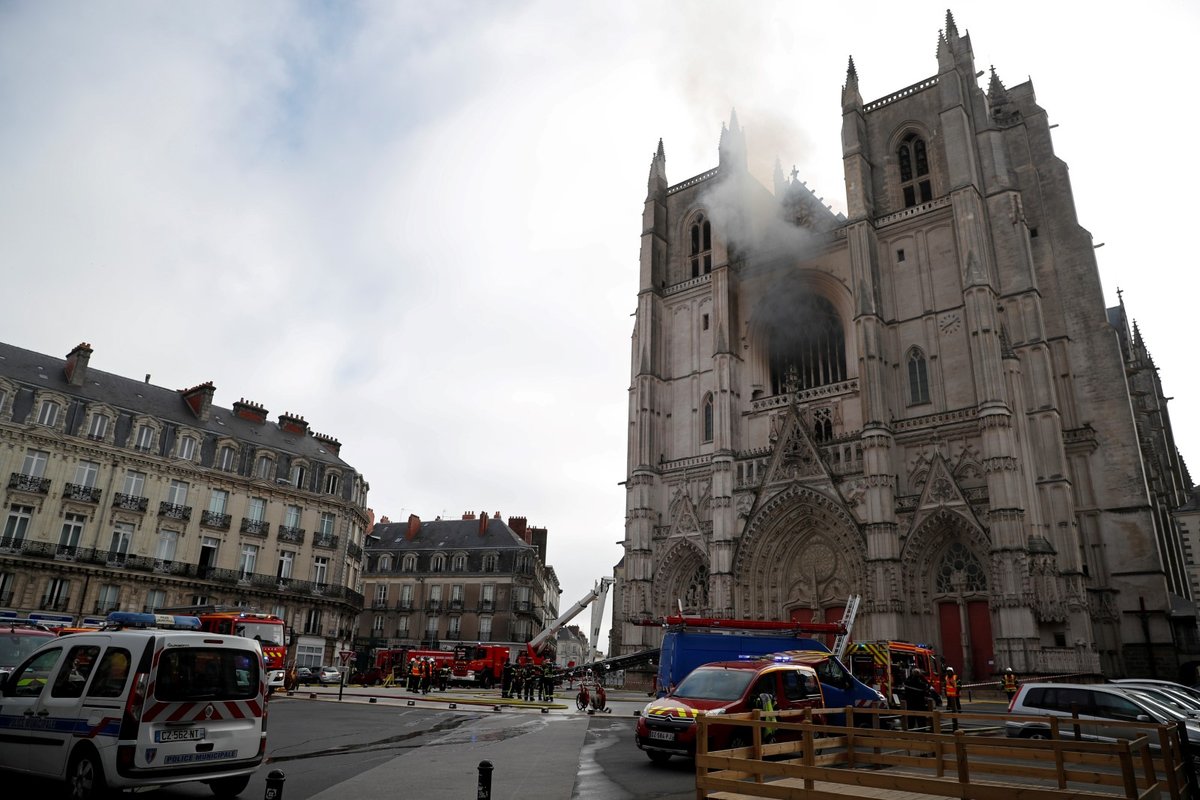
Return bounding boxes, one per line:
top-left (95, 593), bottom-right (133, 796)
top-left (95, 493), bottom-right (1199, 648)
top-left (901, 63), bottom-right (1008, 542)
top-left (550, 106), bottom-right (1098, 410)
top-left (1002, 673), bottom-right (1017, 692)
top-left (945, 674), bottom-right (959, 697)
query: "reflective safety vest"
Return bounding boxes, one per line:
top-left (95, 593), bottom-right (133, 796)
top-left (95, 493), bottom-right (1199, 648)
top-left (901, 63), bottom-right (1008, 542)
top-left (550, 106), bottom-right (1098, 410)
top-left (1002, 673), bottom-right (1017, 692)
top-left (945, 674), bottom-right (959, 697)
top-left (757, 693), bottom-right (778, 739)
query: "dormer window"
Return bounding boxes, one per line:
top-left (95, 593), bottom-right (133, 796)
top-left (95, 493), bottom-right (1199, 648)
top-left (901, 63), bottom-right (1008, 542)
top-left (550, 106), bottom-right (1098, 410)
top-left (256, 454), bottom-right (274, 480)
top-left (37, 399), bottom-right (60, 427)
top-left (135, 424), bottom-right (155, 452)
top-left (324, 472), bottom-right (341, 495)
top-left (451, 553), bottom-right (467, 571)
top-left (402, 554), bottom-right (417, 572)
top-left (431, 553), bottom-right (446, 572)
top-left (87, 412), bottom-right (110, 440)
top-left (217, 445), bottom-right (237, 472)
top-left (898, 133), bottom-right (932, 208)
top-left (689, 213), bottom-right (712, 278)
top-left (177, 434), bottom-right (196, 460)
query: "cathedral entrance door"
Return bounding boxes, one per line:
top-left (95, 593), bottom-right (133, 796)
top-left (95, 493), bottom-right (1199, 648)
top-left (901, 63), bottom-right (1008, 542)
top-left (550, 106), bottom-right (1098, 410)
top-left (938, 602), bottom-right (964, 674)
top-left (967, 600), bottom-right (995, 679)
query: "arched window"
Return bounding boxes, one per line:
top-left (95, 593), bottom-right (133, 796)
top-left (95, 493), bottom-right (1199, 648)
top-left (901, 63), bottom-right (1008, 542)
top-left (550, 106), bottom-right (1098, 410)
top-left (256, 453), bottom-right (275, 480)
top-left (689, 213), bottom-right (712, 278)
top-left (217, 444), bottom-right (237, 472)
top-left (431, 553), bottom-right (446, 572)
top-left (812, 407), bottom-right (833, 442)
top-left (482, 553), bottom-right (498, 572)
top-left (379, 555), bottom-right (392, 572)
top-left (701, 393), bottom-right (714, 443)
top-left (908, 347), bottom-right (930, 405)
top-left (898, 132), bottom-right (932, 208)
top-left (451, 553), bottom-right (467, 571)
top-left (768, 295), bottom-right (847, 395)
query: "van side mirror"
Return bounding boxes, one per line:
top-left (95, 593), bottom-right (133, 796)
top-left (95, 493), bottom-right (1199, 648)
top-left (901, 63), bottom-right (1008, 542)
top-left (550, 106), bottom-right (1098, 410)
top-left (1137, 714), bottom-right (1152, 723)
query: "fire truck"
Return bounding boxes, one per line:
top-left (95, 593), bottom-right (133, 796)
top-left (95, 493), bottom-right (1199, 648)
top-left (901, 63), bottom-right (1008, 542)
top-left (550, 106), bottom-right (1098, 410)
top-left (847, 640), bottom-right (941, 707)
top-left (159, 605), bottom-right (288, 689)
top-left (452, 644), bottom-right (510, 687)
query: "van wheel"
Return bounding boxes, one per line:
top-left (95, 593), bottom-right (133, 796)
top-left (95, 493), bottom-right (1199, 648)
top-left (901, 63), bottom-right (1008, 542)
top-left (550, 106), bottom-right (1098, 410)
top-left (208, 774), bottom-right (252, 798)
top-left (68, 749), bottom-right (107, 800)
top-left (1023, 729), bottom-right (1050, 740)
top-left (647, 750), bottom-right (671, 764)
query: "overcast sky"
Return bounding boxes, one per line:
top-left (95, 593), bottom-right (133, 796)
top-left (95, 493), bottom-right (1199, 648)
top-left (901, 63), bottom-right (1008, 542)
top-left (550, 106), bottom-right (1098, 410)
top-left (2, 2), bottom-right (1197, 651)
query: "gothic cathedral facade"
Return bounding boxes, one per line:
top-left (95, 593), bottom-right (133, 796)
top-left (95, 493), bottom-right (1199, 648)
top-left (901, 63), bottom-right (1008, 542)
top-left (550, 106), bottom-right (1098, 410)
top-left (616, 13), bottom-right (1194, 680)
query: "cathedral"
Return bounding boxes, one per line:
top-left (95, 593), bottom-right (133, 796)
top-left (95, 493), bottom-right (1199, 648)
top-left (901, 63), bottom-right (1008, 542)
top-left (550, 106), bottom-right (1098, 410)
top-left (615, 12), bottom-right (1195, 681)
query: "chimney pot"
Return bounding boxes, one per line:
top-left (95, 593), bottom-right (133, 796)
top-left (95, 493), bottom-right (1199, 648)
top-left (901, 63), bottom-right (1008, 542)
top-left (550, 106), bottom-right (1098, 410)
top-left (406, 514), bottom-right (421, 540)
top-left (64, 342), bottom-right (93, 387)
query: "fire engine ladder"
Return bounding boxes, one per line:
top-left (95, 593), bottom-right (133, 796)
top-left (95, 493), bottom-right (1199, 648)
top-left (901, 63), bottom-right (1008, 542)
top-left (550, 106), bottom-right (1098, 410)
top-left (831, 594), bottom-right (861, 660)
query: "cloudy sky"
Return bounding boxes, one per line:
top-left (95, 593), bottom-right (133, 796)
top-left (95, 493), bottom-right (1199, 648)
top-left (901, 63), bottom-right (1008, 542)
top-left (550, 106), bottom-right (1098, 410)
top-left (2, 1), bottom-right (1197, 649)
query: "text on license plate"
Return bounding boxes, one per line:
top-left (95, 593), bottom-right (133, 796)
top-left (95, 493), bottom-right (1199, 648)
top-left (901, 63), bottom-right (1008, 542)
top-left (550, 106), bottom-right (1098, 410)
top-left (649, 730), bottom-right (675, 741)
top-left (156, 728), bottom-right (205, 742)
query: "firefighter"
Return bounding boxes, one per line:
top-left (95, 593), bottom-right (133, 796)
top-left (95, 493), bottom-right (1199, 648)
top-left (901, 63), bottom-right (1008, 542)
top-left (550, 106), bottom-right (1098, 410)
top-left (902, 667), bottom-right (931, 730)
top-left (541, 665), bottom-right (555, 701)
top-left (501, 660), bottom-right (513, 698)
top-left (524, 663), bottom-right (539, 701)
top-left (1002, 667), bottom-right (1018, 702)
top-left (438, 662), bottom-right (450, 691)
top-left (421, 658), bottom-right (433, 695)
top-left (285, 663), bottom-right (298, 693)
top-left (408, 658), bottom-right (421, 693)
top-left (944, 666), bottom-right (961, 713)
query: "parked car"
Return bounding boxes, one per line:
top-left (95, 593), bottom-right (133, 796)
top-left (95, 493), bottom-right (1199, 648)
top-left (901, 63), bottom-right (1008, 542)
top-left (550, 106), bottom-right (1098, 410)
top-left (296, 666), bottom-right (318, 685)
top-left (0, 619), bottom-right (55, 681)
top-left (1005, 681), bottom-right (1200, 758)
top-left (1112, 679), bottom-right (1200, 708)
top-left (1111, 683), bottom-right (1200, 718)
top-left (635, 659), bottom-right (825, 763)
top-left (318, 666), bottom-right (342, 684)
top-left (0, 611), bottom-right (266, 799)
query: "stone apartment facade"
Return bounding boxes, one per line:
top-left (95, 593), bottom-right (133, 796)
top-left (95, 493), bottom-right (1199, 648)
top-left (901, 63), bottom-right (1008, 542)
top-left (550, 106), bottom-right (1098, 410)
top-left (0, 340), bottom-right (370, 667)
top-left (360, 512), bottom-right (561, 655)
top-left (615, 12), bottom-right (1196, 681)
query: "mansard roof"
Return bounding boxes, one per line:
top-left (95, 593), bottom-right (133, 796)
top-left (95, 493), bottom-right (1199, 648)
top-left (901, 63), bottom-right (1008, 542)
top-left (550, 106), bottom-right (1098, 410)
top-left (369, 517), bottom-right (533, 551)
top-left (0, 341), bottom-right (348, 466)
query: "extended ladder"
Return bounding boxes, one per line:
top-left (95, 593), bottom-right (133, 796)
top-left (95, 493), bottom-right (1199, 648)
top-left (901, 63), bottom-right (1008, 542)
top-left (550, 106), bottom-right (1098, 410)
top-left (831, 594), bottom-right (861, 659)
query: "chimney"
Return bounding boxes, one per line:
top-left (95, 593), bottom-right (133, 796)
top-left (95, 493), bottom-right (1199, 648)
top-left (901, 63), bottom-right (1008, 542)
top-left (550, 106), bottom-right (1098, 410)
top-left (64, 342), bottom-right (93, 387)
top-left (531, 525), bottom-right (548, 562)
top-left (508, 516), bottom-right (529, 542)
top-left (462, 511), bottom-right (476, 520)
top-left (405, 514), bottom-right (421, 540)
top-left (478, 510), bottom-right (488, 536)
top-left (180, 381), bottom-right (216, 421)
top-left (311, 431), bottom-right (341, 456)
top-left (378, 515), bottom-right (390, 525)
top-left (232, 398), bottom-right (268, 424)
top-left (278, 412), bottom-right (309, 435)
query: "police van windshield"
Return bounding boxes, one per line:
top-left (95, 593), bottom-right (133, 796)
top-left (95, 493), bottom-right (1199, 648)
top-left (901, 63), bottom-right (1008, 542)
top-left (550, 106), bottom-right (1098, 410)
top-left (674, 668), bottom-right (755, 701)
top-left (232, 622), bottom-right (284, 646)
top-left (1, 631), bottom-right (53, 668)
top-left (157, 648), bottom-right (260, 701)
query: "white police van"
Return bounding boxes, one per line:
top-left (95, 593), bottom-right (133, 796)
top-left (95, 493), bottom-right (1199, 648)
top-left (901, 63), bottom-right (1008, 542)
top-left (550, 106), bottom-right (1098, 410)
top-left (0, 612), bottom-right (266, 799)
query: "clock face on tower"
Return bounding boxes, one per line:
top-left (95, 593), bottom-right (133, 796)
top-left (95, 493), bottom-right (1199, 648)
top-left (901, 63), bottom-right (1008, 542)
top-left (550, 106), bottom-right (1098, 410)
top-left (938, 313), bottom-right (961, 335)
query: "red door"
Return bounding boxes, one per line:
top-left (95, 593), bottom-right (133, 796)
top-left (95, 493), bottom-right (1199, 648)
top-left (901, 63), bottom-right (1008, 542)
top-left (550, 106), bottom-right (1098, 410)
top-left (938, 602), bottom-right (964, 674)
top-left (967, 601), bottom-right (994, 681)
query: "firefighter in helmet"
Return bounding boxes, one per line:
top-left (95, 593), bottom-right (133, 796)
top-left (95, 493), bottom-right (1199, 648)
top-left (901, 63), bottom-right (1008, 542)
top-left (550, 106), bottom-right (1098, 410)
top-left (944, 666), bottom-right (961, 713)
top-left (1002, 667), bottom-right (1018, 701)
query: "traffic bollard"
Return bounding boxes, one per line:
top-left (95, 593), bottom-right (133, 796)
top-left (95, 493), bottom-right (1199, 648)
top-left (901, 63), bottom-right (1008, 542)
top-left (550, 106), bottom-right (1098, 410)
top-left (477, 760), bottom-right (493, 799)
top-left (264, 769), bottom-right (286, 800)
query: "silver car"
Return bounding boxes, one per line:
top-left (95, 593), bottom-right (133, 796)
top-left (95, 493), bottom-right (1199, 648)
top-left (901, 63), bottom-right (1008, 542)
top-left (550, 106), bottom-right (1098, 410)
top-left (1005, 682), bottom-right (1200, 746)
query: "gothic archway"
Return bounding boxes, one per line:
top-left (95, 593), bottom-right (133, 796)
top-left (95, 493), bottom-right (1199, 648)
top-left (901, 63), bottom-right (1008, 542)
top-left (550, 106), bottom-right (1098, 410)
top-left (903, 507), bottom-right (993, 681)
top-left (733, 484), bottom-right (865, 619)
top-left (653, 540), bottom-right (711, 615)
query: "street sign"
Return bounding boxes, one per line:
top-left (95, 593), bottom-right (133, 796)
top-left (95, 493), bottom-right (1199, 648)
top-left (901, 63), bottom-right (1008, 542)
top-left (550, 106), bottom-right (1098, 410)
top-left (339, 649), bottom-right (355, 665)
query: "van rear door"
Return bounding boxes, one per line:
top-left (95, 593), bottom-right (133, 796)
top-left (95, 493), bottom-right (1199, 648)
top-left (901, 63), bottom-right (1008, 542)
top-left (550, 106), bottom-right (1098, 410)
top-left (133, 640), bottom-right (264, 772)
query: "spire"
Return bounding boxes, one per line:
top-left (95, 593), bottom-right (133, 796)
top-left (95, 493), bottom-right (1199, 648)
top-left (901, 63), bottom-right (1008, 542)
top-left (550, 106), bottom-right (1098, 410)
top-left (718, 108), bottom-right (747, 172)
top-left (841, 55), bottom-right (862, 111)
top-left (646, 138), bottom-right (667, 198)
top-left (945, 9), bottom-right (958, 39)
top-left (937, 29), bottom-right (952, 70)
top-left (987, 66), bottom-right (1006, 98)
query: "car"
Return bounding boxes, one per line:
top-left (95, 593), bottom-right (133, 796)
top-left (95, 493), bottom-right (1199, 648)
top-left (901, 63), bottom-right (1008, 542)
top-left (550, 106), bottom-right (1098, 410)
top-left (1110, 682), bottom-right (1200, 718)
top-left (1112, 679), bottom-right (1200, 707)
top-left (635, 659), bottom-right (825, 763)
top-left (318, 666), bottom-right (342, 684)
top-left (1005, 681), bottom-right (1200, 759)
top-left (0, 611), bottom-right (266, 799)
top-left (295, 666), bottom-right (318, 684)
top-left (0, 619), bottom-right (55, 681)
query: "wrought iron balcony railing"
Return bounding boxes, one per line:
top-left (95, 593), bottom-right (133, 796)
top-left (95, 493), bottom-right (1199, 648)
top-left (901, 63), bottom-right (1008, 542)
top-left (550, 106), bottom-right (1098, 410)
top-left (347, 542), bottom-right (363, 559)
top-left (9, 472), bottom-right (50, 494)
top-left (158, 502), bottom-right (191, 521)
top-left (63, 483), bottom-right (101, 503)
top-left (240, 518), bottom-right (269, 537)
top-left (313, 533), bottom-right (338, 550)
top-left (93, 600), bottom-right (119, 615)
top-left (112, 493), bottom-right (149, 512)
top-left (277, 527), bottom-right (305, 545)
top-left (201, 510), bottom-right (231, 530)
top-left (39, 596), bottom-right (71, 611)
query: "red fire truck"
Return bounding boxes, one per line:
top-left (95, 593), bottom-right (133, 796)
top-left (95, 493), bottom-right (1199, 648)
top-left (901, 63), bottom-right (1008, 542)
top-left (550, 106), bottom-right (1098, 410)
top-left (160, 605), bottom-right (288, 690)
top-left (452, 644), bottom-right (510, 687)
top-left (847, 640), bottom-right (942, 707)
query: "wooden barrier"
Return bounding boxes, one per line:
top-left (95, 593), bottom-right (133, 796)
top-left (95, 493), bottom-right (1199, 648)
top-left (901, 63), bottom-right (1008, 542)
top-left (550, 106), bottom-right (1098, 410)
top-left (693, 706), bottom-right (1193, 800)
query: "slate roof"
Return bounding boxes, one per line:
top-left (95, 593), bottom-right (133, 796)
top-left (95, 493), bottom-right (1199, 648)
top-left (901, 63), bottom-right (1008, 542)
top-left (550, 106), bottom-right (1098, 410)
top-left (0, 341), bottom-right (347, 465)
top-left (369, 517), bottom-right (533, 551)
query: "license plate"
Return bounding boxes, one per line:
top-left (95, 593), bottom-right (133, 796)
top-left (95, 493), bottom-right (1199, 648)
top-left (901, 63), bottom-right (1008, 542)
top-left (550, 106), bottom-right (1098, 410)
top-left (156, 727), bottom-right (205, 742)
top-left (649, 730), bottom-right (675, 741)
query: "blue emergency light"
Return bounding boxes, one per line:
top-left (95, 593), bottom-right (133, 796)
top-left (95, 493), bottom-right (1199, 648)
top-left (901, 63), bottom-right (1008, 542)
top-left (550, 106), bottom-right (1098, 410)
top-left (106, 611), bottom-right (202, 630)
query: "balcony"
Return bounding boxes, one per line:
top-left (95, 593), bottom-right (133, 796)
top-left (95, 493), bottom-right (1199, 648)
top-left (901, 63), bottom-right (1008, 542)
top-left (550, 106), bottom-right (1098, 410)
top-left (276, 525), bottom-right (304, 543)
top-left (54, 544), bottom-right (80, 560)
top-left (9, 472), bottom-right (50, 494)
top-left (372, 599), bottom-right (390, 610)
top-left (513, 600), bottom-right (532, 612)
top-left (93, 600), bottom-right (119, 615)
top-left (201, 510), bottom-right (231, 530)
top-left (397, 601), bottom-right (413, 611)
top-left (40, 596), bottom-right (71, 611)
top-left (158, 502), bottom-right (191, 521)
top-left (0, 536), bottom-right (28, 553)
top-left (449, 599), bottom-right (464, 611)
top-left (427, 600), bottom-right (442, 612)
top-left (347, 542), bottom-right (363, 559)
top-left (478, 599), bottom-right (495, 612)
top-left (240, 518), bottom-right (269, 537)
top-left (313, 533), bottom-right (338, 550)
top-left (63, 483), bottom-right (101, 503)
top-left (112, 493), bottom-right (149, 512)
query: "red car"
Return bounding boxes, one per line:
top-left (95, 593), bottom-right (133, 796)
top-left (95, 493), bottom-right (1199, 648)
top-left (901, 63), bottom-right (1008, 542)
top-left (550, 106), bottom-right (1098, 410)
top-left (635, 660), bottom-right (825, 763)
